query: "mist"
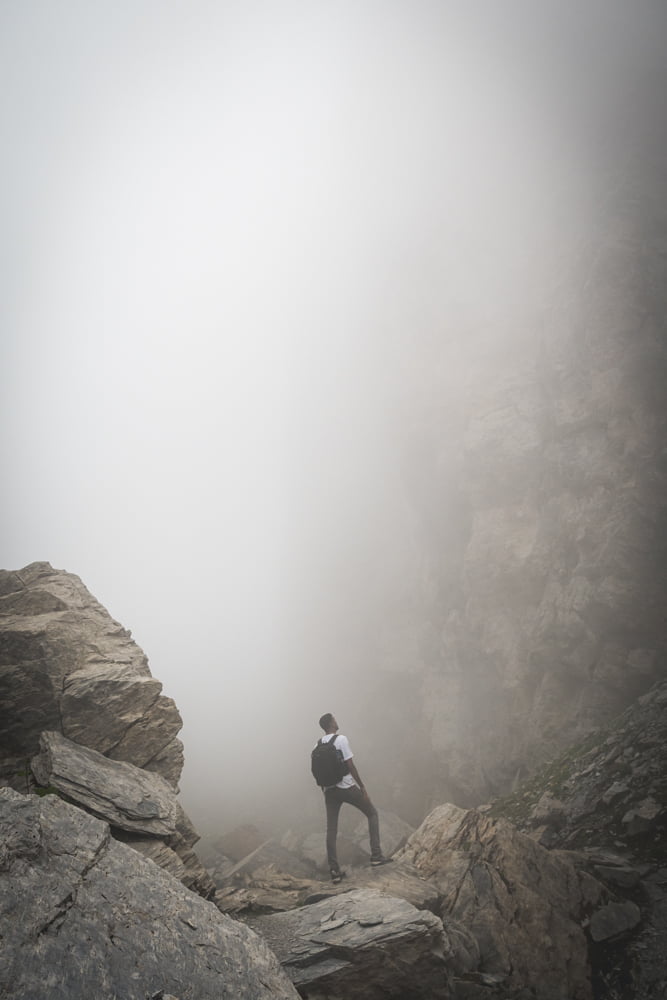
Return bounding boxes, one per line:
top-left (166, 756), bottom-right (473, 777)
top-left (2, 1), bottom-right (663, 833)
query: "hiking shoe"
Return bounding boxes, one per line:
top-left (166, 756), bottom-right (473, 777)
top-left (330, 868), bottom-right (347, 884)
top-left (370, 856), bottom-right (393, 867)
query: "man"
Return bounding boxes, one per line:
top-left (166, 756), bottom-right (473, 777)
top-left (316, 712), bottom-right (391, 883)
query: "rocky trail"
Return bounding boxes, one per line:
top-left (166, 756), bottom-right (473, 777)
top-left (2, 565), bottom-right (665, 999)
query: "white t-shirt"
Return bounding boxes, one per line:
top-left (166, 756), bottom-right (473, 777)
top-left (319, 732), bottom-right (357, 789)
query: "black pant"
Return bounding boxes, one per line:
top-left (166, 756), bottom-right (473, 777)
top-left (325, 785), bottom-right (382, 871)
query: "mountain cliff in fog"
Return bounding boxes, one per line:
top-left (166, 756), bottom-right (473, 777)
top-left (2, 565), bottom-right (665, 999)
top-left (0, 562), bottom-right (213, 896)
top-left (360, 96), bottom-right (667, 820)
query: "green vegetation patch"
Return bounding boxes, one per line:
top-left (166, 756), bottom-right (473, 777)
top-left (489, 725), bottom-right (612, 826)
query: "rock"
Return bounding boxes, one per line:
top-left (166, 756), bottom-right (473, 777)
top-left (214, 855), bottom-right (439, 918)
top-left (621, 797), bottom-right (664, 837)
top-left (0, 564), bottom-right (215, 894)
top-left (226, 841), bottom-right (319, 882)
top-left (30, 730), bottom-right (216, 898)
top-left (529, 792), bottom-right (565, 827)
top-left (592, 864), bottom-right (641, 891)
top-left (215, 823), bottom-right (267, 861)
top-left (526, 823), bottom-right (561, 848)
top-left (247, 886), bottom-right (454, 999)
top-left (491, 681), bottom-right (667, 996)
top-left (0, 562), bottom-right (183, 784)
top-left (359, 210), bottom-right (667, 824)
top-left (443, 918), bottom-right (482, 976)
top-left (216, 866), bottom-right (320, 916)
top-left (115, 833), bottom-right (190, 883)
top-left (0, 788), bottom-right (298, 1000)
top-left (30, 730), bottom-right (217, 898)
top-left (494, 677), bottom-right (667, 856)
top-left (116, 831), bottom-right (216, 898)
top-left (295, 830), bottom-right (328, 867)
top-left (589, 900), bottom-right (642, 942)
top-left (343, 860), bottom-right (442, 912)
top-left (601, 781), bottom-right (630, 806)
top-left (31, 730), bottom-right (179, 836)
top-left (396, 803), bottom-right (606, 999)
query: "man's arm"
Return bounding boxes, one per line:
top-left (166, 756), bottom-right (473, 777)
top-left (346, 758), bottom-right (369, 797)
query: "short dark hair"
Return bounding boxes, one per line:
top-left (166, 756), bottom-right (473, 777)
top-left (319, 712), bottom-right (334, 732)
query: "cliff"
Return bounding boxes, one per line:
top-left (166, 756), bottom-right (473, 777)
top-left (361, 105), bottom-right (667, 818)
top-left (0, 561), bottom-right (211, 896)
top-left (2, 563), bottom-right (665, 998)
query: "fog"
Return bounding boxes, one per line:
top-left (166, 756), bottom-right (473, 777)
top-left (1, 1), bottom-right (662, 833)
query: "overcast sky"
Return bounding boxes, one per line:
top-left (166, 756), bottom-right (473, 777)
top-left (1, 1), bottom-right (660, 830)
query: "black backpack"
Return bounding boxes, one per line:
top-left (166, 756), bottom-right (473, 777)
top-left (311, 734), bottom-right (349, 787)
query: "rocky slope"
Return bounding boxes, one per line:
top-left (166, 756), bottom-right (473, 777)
top-left (491, 677), bottom-right (667, 1000)
top-left (359, 112), bottom-right (667, 819)
top-left (0, 561), bottom-right (183, 782)
top-left (0, 562), bottom-right (212, 896)
top-left (0, 565), bottom-right (466, 999)
top-left (2, 562), bottom-right (664, 997)
top-left (419, 303), bottom-right (667, 810)
top-left (207, 679), bottom-right (666, 999)
top-left (0, 787), bottom-right (298, 1000)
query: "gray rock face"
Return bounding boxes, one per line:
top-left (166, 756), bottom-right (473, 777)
top-left (31, 729), bottom-right (179, 836)
top-left (396, 803), bottom-right (607, 1000)
top-left (354, 139), bottom-right (667, 821)
top-left (589, 899), bottom-right (641, 943)
top-left (0, 787), bottom-right (299, 1000)
top-left (28, 729), bottom-right (216, 897)
top-left (0, 563), bottom-right (216, 896)
top-left (492, 678), bottom-right (667, 999)
top-left (0, 562), bottom-right (183, 785)
top-left (215, 854), bottom-right (441, 918)
top-left (247, 886), bottom-right (454, 999)
top-left (496, 678), bottom-right (667, 854)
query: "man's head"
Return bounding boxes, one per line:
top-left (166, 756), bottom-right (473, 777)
top-left (319, 712), bottom-right (338, 733)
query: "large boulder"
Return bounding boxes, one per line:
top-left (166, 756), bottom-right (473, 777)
top-left (0, 787), bottom-right (299, 1000)
top-left (30, 729), bottom-right (216, 897)
top-left (247, 886), bottom-right (454, 999)
top-left (0, 563), bottom-right (216, 894)
top-left (31, 729), bottom-right (179, 836)
top-left (509, 678), bottom-right (667, 854)
top-left (215, 857), bottom-right (441, 918)
top-left (0, 562), bottom-right (183, 785)
top-left (396, 803), bottom-right (609, 1000)
top-left (490, 679), bottom-right (667, 997)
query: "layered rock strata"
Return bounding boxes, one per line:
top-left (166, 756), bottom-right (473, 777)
top-left (0, 562), bottom-right (183, 783)
top-left (0, 562), bottom-right (211, 894)
top-left (396, 803), bottom-right (611, 1000)
top-left (247, 887), bottom-right (454, 1000)
top-left (0, 788), bottom-right (298, 1000)
top-left (362, 113), bottom-right (667, 818)
top-left (491, 677), bottom-right (667, 999)
top-left (30, 729), bottom-right (214, 896)
top-left (492, 677), bottom-right (667, 853)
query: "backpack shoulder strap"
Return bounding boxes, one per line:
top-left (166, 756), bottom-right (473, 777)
top-left (318, 734), bottom-right (338, 747)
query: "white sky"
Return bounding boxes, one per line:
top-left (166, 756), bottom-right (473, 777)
top-left (1, 1), bottom-right (659, 829)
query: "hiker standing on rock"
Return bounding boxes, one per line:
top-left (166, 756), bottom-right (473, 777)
top-left (311, 712), bottom-right (391, 883)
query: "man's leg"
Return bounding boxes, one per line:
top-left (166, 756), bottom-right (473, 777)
top-left (324, 788), bottom-right (344, 875)
top-left (340, 786), bottom-right (383, 860)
